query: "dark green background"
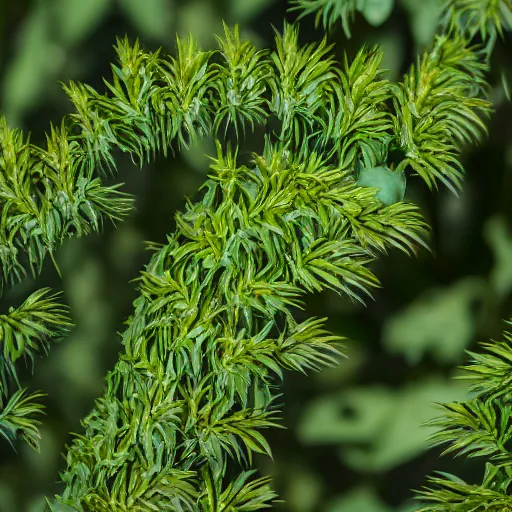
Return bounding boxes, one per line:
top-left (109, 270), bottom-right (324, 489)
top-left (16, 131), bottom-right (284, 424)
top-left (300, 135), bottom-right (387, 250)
top-left (0, 0), bottom-right (511, 510)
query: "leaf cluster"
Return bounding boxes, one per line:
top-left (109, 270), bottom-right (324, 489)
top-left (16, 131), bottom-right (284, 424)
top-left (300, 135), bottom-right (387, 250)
top-left (0, 15), bottom-right (493, 511)
top-left (417, 325), bottom-right (512, 511)
top-left (0, 288), bottom-right (72, 450)
top-left (0, 23), bottom-right (490, 290)
top-left (55, 139), bottom-right (429, 509)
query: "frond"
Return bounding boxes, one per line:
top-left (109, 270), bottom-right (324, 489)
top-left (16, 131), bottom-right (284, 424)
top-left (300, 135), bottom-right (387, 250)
top-left (218, 470), bottom-right (277, 511)
top-left (0, 388), bottom-right (45, 451)
top-left (0, 116), bottom-right (134, 290)
top-left (418, 472), bottom-right (512, 511)
top-left (0, 288), bottom-right (72, 394)
top-left (427, 399), bottom-right (512, 462)
top-left (391, 35), bottom-right (491, 192)
top-left (289, 0), bottom-right (359, 37)
top-left (276, 316), bottom-right (344, 373)
top-left (417, 322), bottom-right (512, 510)
top-left (325, 46), bottom-right (392, 170)
top-left (0, 15), bottom-right (495, 509)
top-left (154, 34), bottom-right (215, 150)
top-left (212, 23), bottom-right (272, 138)
top-left (269, 23), bottom-right (337, 147)
top-left (441, 0), bottom-right (512, 53)
top-left (460, 331), bottom-right (512, 399)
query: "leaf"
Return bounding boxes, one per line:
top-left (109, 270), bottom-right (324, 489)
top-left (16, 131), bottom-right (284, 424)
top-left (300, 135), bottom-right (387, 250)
top-left (54, 0), bottom-right (111, 45)
top-left (118, 0), bottom-right (174, 42)
top-left (0, 389), bottom-right (46, 451)
top-left (1, 4), bottom-right (62, 123)
top-left (339, 379), bottom-right (469, 471)
top-left (282, 466), bottom-right (322, 512)
top-left (400, 0), bottom-right (442, 46)
top-left (229, 0), bottom-right (276, 23)
top-left (298, 379), bottom-right (468, 471)
top-left (326, 486), bottom-right (391, 512)
top-left (298, 387), bottom-right (395, 444)
top-left (357, 165), bottom-right (406, 205)
top-left (485, 216), bottom-right (512, 298)
top-left (383, 278), bottom-right (485, 364)
top-left (358, 0), bottom-right (394, 26)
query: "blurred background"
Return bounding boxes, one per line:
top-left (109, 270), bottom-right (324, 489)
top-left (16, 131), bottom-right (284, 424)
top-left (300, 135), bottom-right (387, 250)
top-left (0, 0), bottom-right (511, 510)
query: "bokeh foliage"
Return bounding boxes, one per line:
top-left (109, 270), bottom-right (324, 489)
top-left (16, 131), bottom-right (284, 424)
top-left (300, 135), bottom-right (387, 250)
top-left (0, 0), bottom-right (511, 511)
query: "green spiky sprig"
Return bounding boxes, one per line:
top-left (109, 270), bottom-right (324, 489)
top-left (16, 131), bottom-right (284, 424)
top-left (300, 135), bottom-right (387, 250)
top-left (0, 24), bottom-right (490, 292)
top-left (0, 288), bottom-right (72, 451)
top-left (290, 0), bottom-right (512, 52)
top-left (0, 19), bottom-right (491, 508)
top-left (417, 325), bottom-right (512, 511)
top-left (55, 142), bottom-right (427, 510)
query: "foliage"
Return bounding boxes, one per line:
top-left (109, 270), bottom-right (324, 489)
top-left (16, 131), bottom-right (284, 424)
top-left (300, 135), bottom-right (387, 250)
top-left (289, 0), bottom-right (395, 37)
top-left (0, 0), bottom-right (503, 510)
top-left (290, 0), bottom-right (512, 51)
top-left (416, 325), bottom-right (512, 510)
top-left (440, 0), bottom-right (512, 54)
top-left (0, 288), bottom-right (72, 450)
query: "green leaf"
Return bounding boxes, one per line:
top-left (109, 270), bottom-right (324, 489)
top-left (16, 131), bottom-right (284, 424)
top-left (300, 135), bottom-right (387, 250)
top-left (118, 0), bottom-right (174, 42)
top-left (383, 278), bottom-right (485, 364)
top-left (298, 387), bottom-right (395, 444)
top-left (358, 0), bottom-right (394, 26)
top-left (326, 486), bottom-right (391, 512)
top-left (357, 165), bottom-right (406, 205)
top-left (54, 0), bottom-right (111, 45)
top-left (485, 216), bottom-right (512, 298)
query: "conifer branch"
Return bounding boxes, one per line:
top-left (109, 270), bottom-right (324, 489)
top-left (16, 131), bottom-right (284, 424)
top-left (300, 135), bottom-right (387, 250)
top-left (391, 35), bottom-right (490, 192)
top-left (440, 0), bottom-right (512, 54)
top-left (417, 324), bottom-right (512, 511)
top-left (0, 288), bottom-right (72, 391)
top-left (55, 142), bottom-right (430, 509)
top-left (0, 288), bottom-right (72, 451)
top-left (288, 0), bottom-right (360, 37)
top-left (0, 15), bottom-right (493, 508)
top-left (0, 388), bottom-right (46, 451)
top-left (0, 117), bottom-right (134, 290)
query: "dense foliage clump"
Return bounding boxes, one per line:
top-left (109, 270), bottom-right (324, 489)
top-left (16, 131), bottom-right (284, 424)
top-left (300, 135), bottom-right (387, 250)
top-left (1, 0), bottom-right (510, 509)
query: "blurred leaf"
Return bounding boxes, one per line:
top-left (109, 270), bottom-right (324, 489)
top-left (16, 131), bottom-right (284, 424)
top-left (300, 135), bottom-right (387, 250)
top-left (502, 70), bottom-right (511, 101)
top-left (339, 378), bottom-right (468, 471)
top-left (54, 0), bottom-right (111, 45)
top-left (0, 482), bottom-right (16, 511)
top-left (118, 0), bottom-right (174, 42)
top-left (314, 343), bottom-right (366, 387)
top-left (229, 0), bottom-right (276, 23)
top-left (358, 0), bottom-right (394, 27)
top-left (364, 28), bottom-right (405, 81)
top-left (327, 488), bottom-right (420, 512)
top-left (181, 135), bottom-right (217, 175)
top-left (326, 486), bottom-right (391, 512)
top-left (298, 387), bottom-right (395, 444)
top-left (178, 0), bottom-right (222, 46)
top-left (284, 465), bottom-right (323, 512)
top-left (45, 499), bottom-right (76, 512)
top-left (2, 4), bottom-right (63, 124)
top-left (399, 0), bottom-right (442, 46)
top-left (299, 379), bottom-right (468, 471)
top-left (2, 0), bottom-right (111, 124)
top-left (357, 166), bottom-right (406, 205)
top-left (383, 278), bottom-right (485, 364)
top-left (27, 496), bottom-right (47, 512)
top-left (485, 216), bottom-right (512, 298)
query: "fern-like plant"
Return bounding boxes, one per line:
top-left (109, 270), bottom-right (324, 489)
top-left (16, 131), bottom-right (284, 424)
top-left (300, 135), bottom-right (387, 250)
top-left (0, 0), bottom-right (503, 509)
top-left (417, 324), bottom-right (512, 510)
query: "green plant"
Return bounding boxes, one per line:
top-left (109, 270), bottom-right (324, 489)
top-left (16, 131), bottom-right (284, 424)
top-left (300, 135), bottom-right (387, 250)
top-left (0, 0), bottom-right (504, 509)
top-left (417, 324), bottom-right (512, 510)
